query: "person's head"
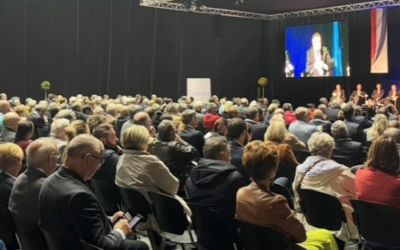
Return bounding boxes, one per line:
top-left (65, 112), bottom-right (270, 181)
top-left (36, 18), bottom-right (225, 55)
top-left (0, 100), bottom-right (11, 115)
top-left (317, 104), bottom-right (327, 114)
top-left (106, 103), bottom-right (118, 117)
top-left (313, 109), bottom-right (325, 120)
top-left (192, 101), bottom-right (203, 113)
top-left (121, 125), bottom-right (149, 151)
top-left (366, 135), bottom-right (400, 173)
top-left (65, 120), bottom-right (90, 141)
top-left (377, 106), bottom-right (389, 118)
top-left (158, 120), bottom-right (176, 142)
top-left (331, 120), bottom-right (349, 139)
top-left (93, 106), bottom-right (104, 116)
top-left (3, 112), bottom-right (20, 132)
top-left (54, 109), bottom-right (76, 122)
top-left (227, 106), bottom-right (240, 119)
top-left (311, 32), bottom-right (322, 50)
top-left (294, 107), bottom-right (310, 123)
top-left (227, 118), bottom-right (249, 145)
top-left (165, 102), bottom-right (179, 115)
top-left (388, 120), bottom-right (400, 129)
top-left (336, 84), bottom-right (342, 91)
top-left (212, 118), bottom-right (228, 136)
top-left (308, 132), bottom-right (334, 158)
top-left (369, 114), bottom-right (388, 139)
top-left (0, 93), bottom-right (8, 101)
top-left (319, 97), bottom-right (328, 105)
top-left (356, 84), bottom-right (362, 91)
top-left (26, 138), bottom-right (59, 176)
top-left (133, 111), bottom-right (152, 131)
top-left (383, 128), bottom-right (400, 144)
top-left (240, 98), bottom-right (249, 107)
top-left (0, 143), bottom-right (24, 177)
top-left (265, 119), bottom-right (287, 143)
top-left (376, 83), bottom-right (382, 90)
top-left (267, 103), bottom-right (278, 114)
top-left (342, 104), bottom-right (355, 121)
top-left (203, 137), bottom-right (230, 162)
top-left (245, 107), bottom-right (259, 122)
top-left (14, 120), bottom-right (34, 142)
top-left (181, 110), bottom-right (197, 127)
top-left (223, 101), bottom-right (233, 113)
top-left (242, 141), bottom-right (279, 183)
top-left (50, 118), bottom-right (70, 141)
top-left (392, 84), bottom-right (397, 92)
top-left (64, 134), bottom-right (104, 181)
top-left (282, 103), bottom-right (293, 112)
top-left (128, 105), bottom-right (143, 119)
top-left (92, 123), bottom-right (118, 148)
top-left (82, 105), bottom-right (93, 115)
top-left (207, 103), bottom-right (217, 114)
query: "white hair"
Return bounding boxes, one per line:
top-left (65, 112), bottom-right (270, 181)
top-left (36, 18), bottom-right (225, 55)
top-left (50, 118), bottom-right (70, 139)
top-left (307, 132), bottom-right (335, 157)
top-left (331, 120), bottom-right (348, 139)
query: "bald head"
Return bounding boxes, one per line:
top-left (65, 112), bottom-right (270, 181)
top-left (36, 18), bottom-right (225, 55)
top-left (313, 109), bottom-right (325, 120)
top-left (133, 112), bottom-right (151, 126)
top-left (26, 138), bottom-right (58, 175)
top-left (0, 100), bottom-right (10, 114)
top-left (3, 112), bottom-right (20, 131)
top-left (66, 134), bottom-right (104, 159)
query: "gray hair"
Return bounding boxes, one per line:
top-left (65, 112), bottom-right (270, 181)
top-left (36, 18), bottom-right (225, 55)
top-left (331, 120), bottom-right (349, 139)
top-left (50, 118), bottom-right (70, 139)
top-left (165, 103), bottom-right (179, 114)
top-left (307, 132), bottom-right (334, 157)
top-left (383, 128), bottom-right (400, 144)
top-left (121, 125), bottom-right (149, 150)
top-left (207, 103), bottom-right (217, 113)
top-left (26, 138), bottom-right (57, 169)
top-left (54, 109), bottom-right (76, 121)
top-left (157, 120), bottom-right (175, 142)
top-left (181, 110), bottom-right (196, 125)
top-left (203, 137), bottom-right (229, 160)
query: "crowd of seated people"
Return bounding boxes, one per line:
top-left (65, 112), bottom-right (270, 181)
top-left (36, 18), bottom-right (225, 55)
top-left (0, 92), bottom-right (400, 250)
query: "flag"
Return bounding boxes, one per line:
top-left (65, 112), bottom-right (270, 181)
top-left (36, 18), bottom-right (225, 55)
top-left (371, 8), bottom-right (388, 73)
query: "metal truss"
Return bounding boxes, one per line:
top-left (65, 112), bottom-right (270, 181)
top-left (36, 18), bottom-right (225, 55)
top-left (140, 0), bottom-right (400, 21)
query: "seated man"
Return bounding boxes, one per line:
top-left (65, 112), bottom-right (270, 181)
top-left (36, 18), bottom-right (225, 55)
top-left (179, 110), bottom-right (205, 157)
top-left (384, 128), bottom-right (400, 155)
top-left (0, 112), bottom-right (20, 143)
top-left (0, 143), bottom-right (24, 207)
top-left (325, 102), bottom-right (341, 122)
top-left (244, 107), bottom-right (268, 141)
top-left (9, 138), bottom-right (58, 223)
top-left (288, 107), bottom-right (319, 144)
top-left (331, 121), bottom-right (366, 166)
top-left (311, 109), bottom-right (331, 134)
top-left (92, 123), bottom-right (123, 187)
top-left (185, 137), bottom-right (246, 219)
top-left (39, 134), bottom-right (148, 250)
top-left (343, 104), bottom-right (366, 145)
top-left (354, 105), bottom-right (372, 129)
top-left (202, 103), bottom-right (220, 132)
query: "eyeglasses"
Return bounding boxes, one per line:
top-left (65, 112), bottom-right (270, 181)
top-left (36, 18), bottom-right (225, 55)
top-left (89, 154), bottom-right (105, 166)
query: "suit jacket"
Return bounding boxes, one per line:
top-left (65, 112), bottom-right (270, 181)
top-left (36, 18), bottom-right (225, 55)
top-left (229, 141), bottom-right (250, 184)
top-left (116, 116), bottom-right (129, 139)
top-left (344, 120), bottom-right (366, 145)
top-left (350, 91), bottom-right (366, 104)
top-left (28, 112), bottom-right (49, 139)
top-left (178, 126), bottom-right (205, 157)
top-left (306, 46), bottom-right (334, 76)
top-left (8, 167), bottom-right (47, 223)
top-left (311, 119), bottom-right (332, 134)
top-left (195, 112), bottom-right (205, 134)
top-left (0, 127), bottom-right (16, 143)
top-left (354, 116), bottom-right (373, 130)
top-left (326, 108), bottom-right (340, 122)
top-left (0, 172), bottom-right (14, 208)
top-left (332, 138), bottom-right (367, 166)
top-left (388, 90), bottom-right (400, 99)
top-left (39, 167), bottom-right (124, 250)
top-left (371, 89), bottom-right (385, 102)
top-left (245, 119), bottom-right (268, 141)
top-left (92, 147), bottom-right (120, 187)
top-left (331, 90), bottom-right (346, 103)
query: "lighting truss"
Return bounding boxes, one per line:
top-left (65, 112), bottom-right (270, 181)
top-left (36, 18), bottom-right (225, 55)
top-left (140, 0), bottom-right (400, 21)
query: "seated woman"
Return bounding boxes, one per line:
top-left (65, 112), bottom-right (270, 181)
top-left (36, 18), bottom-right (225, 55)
top-left (366, 114), bottom-right (387, 142)
top-left (268, 116), bottom-right (306, 152)
top-left (64, 120), bottom-right (90, 142)
top-left (236, 141), bottom-right (338, 250)
top-left (293, 132), bottom-right (358, 248)
top-left (14, 120), bottom-right (34, 153)
top-left (115, 125), bottom-right (191, 233)
top-left (204, 118), bottom-right (228, 140)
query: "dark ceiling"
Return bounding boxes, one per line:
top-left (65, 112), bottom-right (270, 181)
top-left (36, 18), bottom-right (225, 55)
top-left (197, 0), bottom-right (372, 14)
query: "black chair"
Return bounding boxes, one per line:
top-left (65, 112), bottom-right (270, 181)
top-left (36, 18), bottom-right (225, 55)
top-left (41, 228), bottom-right (66, 250)
top-left (237, 220), bottom-right (297, 250)
top-left (275, 163), bottom-right (294, 184)
top-left (118, 187), bottom-right (159, 250)
top-left (10, 212), bottom-right (48, 250)
top-left (80, 240), bottom-right (104, 250)
top-left (294, 150), bottom-right (311, 163)
top-left (351, 200), bottom-right (400, 248)
top-left (147, 191), bottom-right (197, 250)
top-left (0, 205), bottom-right (19, 250)
top-left (332, 155), bottom-right (354, 168)
top-left (90, 179), bottom-right (122, 216)
top-left (271, 183), bottom-right (294, 210)
top-left (189, 204), bottom-right (237, 250)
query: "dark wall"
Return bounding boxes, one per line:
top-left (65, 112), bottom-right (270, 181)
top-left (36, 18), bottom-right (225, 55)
top-left (264, 8), bottom-right (400, 108)
top-left (0, 0), bottom-right (263, 101)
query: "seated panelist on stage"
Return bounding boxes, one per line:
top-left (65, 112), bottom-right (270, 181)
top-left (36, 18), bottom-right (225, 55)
top-left (305, 32), bottom-right (335, 77)
top-left (285, 50), bottom-right (294, 77)
top-left (387, 84), bottom-right (400, 101)
top-left (371, 83), bottom-right (385, 102)
top-left (331, 84), bottom-right (345, 104)
top-left (350, 84), bottom-right (368, 105)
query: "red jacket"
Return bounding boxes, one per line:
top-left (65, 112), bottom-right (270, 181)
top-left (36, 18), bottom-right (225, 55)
top-left (355, 167), bottom-right (400, 210)
top-left (284, 111), bottom-right (296, 125)
top-left (203, 113), bottom-right (220, 131)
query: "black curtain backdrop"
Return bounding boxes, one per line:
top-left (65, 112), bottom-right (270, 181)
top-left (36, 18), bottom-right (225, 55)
top-left (0, 0), bottom-right (263, 100)
top-left (1, 0), bottom-right (400, 106)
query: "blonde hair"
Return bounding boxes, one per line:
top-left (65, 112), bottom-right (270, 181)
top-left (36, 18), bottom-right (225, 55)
top-left (121, 125), bottom-right (149, 150)
top-left (265, 120), bottom-right (287, 143)
top-left (65, 120), bottom-right (89, 141)
top-left (224, 101), bottom-right (234, 113)
top-left (367, 114), bottom-right (388, 141)
top-left (0, 143), bottom-right (24, 167)
top-left (267, 103), bottom-right (278, 114)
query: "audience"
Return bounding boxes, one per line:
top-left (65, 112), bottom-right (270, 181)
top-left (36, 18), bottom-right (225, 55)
top-left (120, 105), bottom-right (143, 137)
top-left (0, 143), bottom-right (24, 207)
top-left (366, 114), bottom-right (387, 142)
top-left (353, 105), bottom-right (372, 129)
top-left (65, 119), bottom-right (90, 141)
top-left (179, 110), bottom-right (205, 156)
top-left (0, 112), bottom-right (20, 143)
top-left (0, 100), bottom-right (11, 133)
top-left (311, 109), bottom-right (332, 134)
top-left (283, 103), bottom-right (296, 125)
top-left (244, 107), bottom-right (268, 141)
top-left (388, 120), bottom-right (400, 129)
top-left (204, 117), bottom-right (228, 140)
top-left (383, 128), bottom-right (400, 154)
top-left (325, 102), bottom-right (341, 121)
top-left (27, 103), bottom-right (49, 139)
top-left (342, 104), bottom-right (366, 145)
top-left (331, 120), bottom-right (366, 166)
top-left (202, 103), bottom-right (220, 131)
top-left (9, 138), bottom-right (58, 222)
top-left (14, 120), bottom-right (34, 152)
top-left (39, 134), bottom-right (148, 250)
top-left (264, 103), bottom-right (278, 123)
top-left (293, 132), bottom-right (358, 247)
top-left (289, 107), bottom-right (319, 144)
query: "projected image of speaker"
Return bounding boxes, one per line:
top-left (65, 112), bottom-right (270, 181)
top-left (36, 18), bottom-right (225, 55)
top-left (285, 21), bottom-right (349, 78)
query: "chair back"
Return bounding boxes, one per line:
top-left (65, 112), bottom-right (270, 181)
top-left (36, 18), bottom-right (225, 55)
top-left (147, 191), bottom-right (189, 235)
top-left (41, 229), bottom-right (66, 250)
top-left (10, 212), bottom-right (47, 250)
top-left (90, 179), bottom-right (121, 216)
top-left (236, 220), bottom-right (288, 250)
top-left (294, 150), bottom-right (311, 163)
top-left (331, 156), bottom-right (354, 168)
top-left (271, 183), bottom-right (294, 210)
top-left (275, 163), bottom-right (294, 184)
top-left (80, 240), bottom-right (104, 250)
top-left (351, 200), bottom-right (400, 247)
top-left (0, 205), bottom-right (19, 250)
top-left (189, 204), bottom-right (236, 250)
top-left (119, 187), bottom-right (151, 222)
top-left (297, 189), bottom-right (346, 231)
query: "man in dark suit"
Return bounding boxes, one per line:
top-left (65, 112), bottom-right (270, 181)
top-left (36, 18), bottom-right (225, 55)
top-left (343, 104), bottom-right (366, 145)
top-left (8, 138), bottom-right (58, 222)
top-left (387, 84), bottom-right (400, 101)
top-left (193, 102), bottom-right (205, 133)
top-left (228, 118), bottom-right (251, 184)
top-left (39, 134), bottom-right (148, 250)
top-left (305, 32), bottom-right (334, 77)
top-left (179, 110), bottom-right (205, 157)
top-left (245, 107), bottom-right (268, 141)
top-left (371, 83), bottom-right (385, 103)
top-left (350, 84), bottom-right (368, 105)
top-left (325, 102), bottom-right (341, 122)
top-left (311, 109), bottom-right (332, 134)
top-left (28, 104), bottom-right (50, 139)
top-left (331, 120), bottom-right (367, 166)
top-left (354, 105), bottom-right (373, 129)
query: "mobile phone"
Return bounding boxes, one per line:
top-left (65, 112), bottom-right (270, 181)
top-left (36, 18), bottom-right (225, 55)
top-left (123, 211), bottom-right (143, 228)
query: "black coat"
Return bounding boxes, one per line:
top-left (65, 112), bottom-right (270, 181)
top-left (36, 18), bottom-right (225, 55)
top-left (39, 167), bottom-right (124, 250)
top-left (326, 108), bottom-right (340, 122)
top-left (179, 126), bottom-right (205, 157)
top-left (116, 117), bottom-right (130, 139)
top-left (185, 158), bottom-right (245, 218)
top-left (0, 172), bottom-right (14, 208)
top-left (311, 119), bottom-right (332, 134)
top-left (332, 138), bottom-right (367, 166)
top-left (92, 147), bottom-right (120, 187)
top-left (354, 116), bottom-right (373, 130)
top-left (229, 141), bottom-right (250, 184)
top-left (28, 112), bottom-right (49, 139)
top-left (344, 120), bottom-right (366, 145)
top-left (8, 167), bottom-right (47, 223)
top-left (246, 119), bottom-right (268, 141)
